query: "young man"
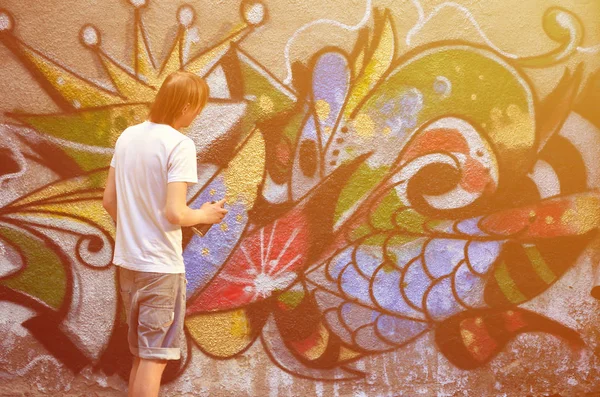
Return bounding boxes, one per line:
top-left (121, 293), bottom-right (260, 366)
top-left (102, 71), bottom-right (227, 397)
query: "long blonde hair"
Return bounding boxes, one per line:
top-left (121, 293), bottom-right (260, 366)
top-left (148, 71), bottom-right (209, 126)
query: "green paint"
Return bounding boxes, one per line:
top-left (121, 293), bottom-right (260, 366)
top-left (524, 246), bottom-right (556, 284)
top-left (240, 59), bottom-right (295, 122)
top-left (282, 111), bottom-right (305, 143)
top-left (88, 169), bottom-right (110, 188)
top-left (334, 163), bottom-right (388, 226)
top-left (370, 189), bottom-right (403, 231)
top-left (494, 262), bottom-right (526, 304)
top-left (62, 147), bottom-right (112, 172)
top-left (395, 208), bottom-right (428, 234)
top-left (361, 46), bottom-right (535, 177)
top-left (349, 222), bottom-right (373, 241)
top-left (363, 234), bottom-right (388, 247)
top-left (17, 104), bottom-right (149, 148)
top-left (277, 290), bottom-right (305, 310)
top-left (0, 225), bottom-right (66, 310)
top-left (382, 263), bottom-right (396, 273)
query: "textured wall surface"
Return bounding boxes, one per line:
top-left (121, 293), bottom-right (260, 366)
top-left (1, 0), bottom-right (600, 396)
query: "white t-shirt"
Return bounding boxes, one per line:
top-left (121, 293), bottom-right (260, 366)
top-left (110, 121), bottom-right (198, 274)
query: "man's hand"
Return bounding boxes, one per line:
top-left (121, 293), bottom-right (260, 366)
top-left (199, 199), bottom-right (228, 224)
top-left (166, 182), bottom-right (228, 226)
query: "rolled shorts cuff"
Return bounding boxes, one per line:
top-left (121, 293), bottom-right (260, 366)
top-left (131, 346), bottom-right (181, 361)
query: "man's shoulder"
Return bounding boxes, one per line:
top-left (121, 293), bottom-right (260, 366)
top-left (165, 130), bottom-right (194, 148)
top-left (118, 121), bottom-right (147, 138)
top-left (127, 121), bottom-right (152, 132)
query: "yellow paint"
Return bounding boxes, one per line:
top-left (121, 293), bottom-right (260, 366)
top-left (561, 193), bottom-right (600, 234)
top-left (339, 345), bottom-right (362, 361)
top-left (8, 169), bottom-right (114, 234)
top-left (98, 52), bottom-right (155, 101)
top-left (134, 21), bottom-right (155, 81)
top-left (461, 329), bottom-right (475, 346)
top-left (345, 12), bottom-right (395, 118)
top-left (382, 263), bottom-right (396, 273)
top-left (220, 222), bottom-right (229, 232)
top-left (495, 262), bottom-right (527, 304)
top-left (185, 22), bottom-right (249, 75)
top-left (524, 246), bottom-right (555, 284)
top-left (22, 46), bottom-right (123, 107)
top-left (258, 95), bottom-right (274, 113)
top-left (315, 99), bottom-right (331, 122)
top-left (230, 310), bottom-right (251, 338)
top-left (352, 113), bottom-right (375, 138)
top-left (185, 309), bottom-right (253, 358)
top-left (301, 324), bottom-right (330, 360)
top-left (223, 129), bottom-right (266, 208)
top-left (353, 45), bottom-right (366, 78)
top-left (488, 104), bottom-right (535, 150)
top-left (16, 104), bottom-right (150, 150)
top-left (545, 216), bottom-right (554, 224)
top-left (202, 248), bottom-right (210, 256)
top-left (158, 36), bottom-right (182, 81)
top-left (490, 108), bottom-right (503, 121)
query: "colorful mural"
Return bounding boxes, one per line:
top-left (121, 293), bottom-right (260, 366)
top-left (1, 0), bottom-right (600, 395)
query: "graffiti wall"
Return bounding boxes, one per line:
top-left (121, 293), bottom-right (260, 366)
top-left (1, 0), bottom-right (600, 395)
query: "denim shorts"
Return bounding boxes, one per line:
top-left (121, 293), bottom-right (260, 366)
top-left (118, 267), bottom-right (186, 360)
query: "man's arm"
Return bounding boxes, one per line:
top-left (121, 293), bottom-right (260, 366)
top-left (165, 182), bottom-right (227, 226)
top-left (102, 167), bottom-right (117, 223)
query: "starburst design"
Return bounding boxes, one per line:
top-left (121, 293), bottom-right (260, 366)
top-left (222, 221), bottom-right (303, 299)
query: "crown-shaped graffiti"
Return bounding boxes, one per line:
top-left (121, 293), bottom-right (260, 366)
top-left (0, 0), bottom-right (295, 172)
top-left (0, 0), bottom-right (269, 106)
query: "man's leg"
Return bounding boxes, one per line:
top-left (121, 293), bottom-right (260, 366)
top-left (130, 358), bottom-right (167, 397)
top-left (128, 356), bottom-right (141, 397)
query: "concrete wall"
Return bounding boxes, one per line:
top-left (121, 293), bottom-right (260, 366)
top-left (1, 0), bottom-right (600, 395)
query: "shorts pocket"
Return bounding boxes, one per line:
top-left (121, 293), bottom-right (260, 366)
top-left (138, 286), bottom-right (176, 330)
top-left (139, 304), bottom-right (175, 330)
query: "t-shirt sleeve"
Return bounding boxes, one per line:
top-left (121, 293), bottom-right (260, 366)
top-left (110, 134), bottom-right (120, 168)
top-left (167, 139), bottom-right (198, 184)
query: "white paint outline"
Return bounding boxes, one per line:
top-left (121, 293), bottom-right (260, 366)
top-left (577, 44), bottom-right (600, 54)
top-left (406, 0), bottom-right (595, 58)
top-left (0, 125), bottom-right (29, 185)
top-left (283, 0), bottom-right (372, 85)
top-left (407, 0), bottom-right (517, 59)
